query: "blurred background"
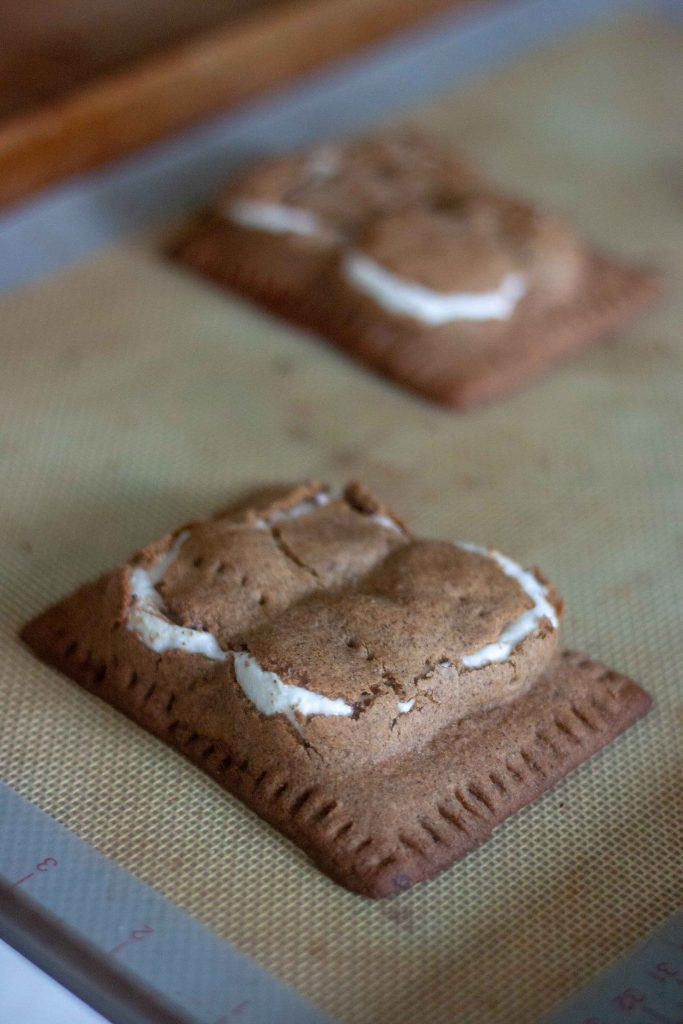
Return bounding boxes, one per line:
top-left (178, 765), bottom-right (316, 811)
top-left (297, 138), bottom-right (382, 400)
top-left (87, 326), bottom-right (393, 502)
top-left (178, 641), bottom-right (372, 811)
top-left (0, 0), bottom-right (678, 288)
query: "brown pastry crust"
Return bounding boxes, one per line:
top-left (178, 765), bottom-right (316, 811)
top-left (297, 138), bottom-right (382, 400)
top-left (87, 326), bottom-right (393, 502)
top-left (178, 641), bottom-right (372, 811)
top-left (219, 127), bottom-right (480, 238)
top-left (352, 209), bottom-right (520, 293)
top-left (21, 482), bottom-right (650, 897)
top-left (172, 127), bottom-right (660, 409)
top-left (173, 211), bottom-right (335, 311)
top-left (170, 125), bottom-right (481, 306)
top-left (306, 253), bottom-right (658, 408)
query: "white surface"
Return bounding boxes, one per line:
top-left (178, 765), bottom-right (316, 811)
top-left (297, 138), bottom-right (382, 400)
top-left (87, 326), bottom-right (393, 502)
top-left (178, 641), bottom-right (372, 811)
top-left (0, 938), bottom-right (110, 1024)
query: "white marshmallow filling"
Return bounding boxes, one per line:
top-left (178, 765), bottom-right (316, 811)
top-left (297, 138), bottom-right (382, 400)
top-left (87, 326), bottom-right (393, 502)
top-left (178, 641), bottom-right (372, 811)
top-left (255, 489), bottom-right (404, 535)
top-left (127, 533), bottom-right (227, 660)
top-left (125, 514), bottom-right (557, 723)
top-left (227, 199), bottom-right (324, 238)
top-left (343, 251), bottom-right (526, 325)
top-left (233, 651), bottom-right (352, 725)
top-left (224, 144), bottom-right (342, 239)
top-left (456, 542), bottom-right (559, 669)
top-left (254, 490), bottom-right (333, 529)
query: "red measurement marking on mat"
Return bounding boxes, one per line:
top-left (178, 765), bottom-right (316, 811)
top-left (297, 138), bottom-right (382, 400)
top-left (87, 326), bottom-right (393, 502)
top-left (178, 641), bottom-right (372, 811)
top-left (647, 961), bottom-right (683, 986)
top-left (613, 987), bottom-right (646, 1011)
top-left (108, 923), bottom-right (154, 955)
top-left (213, 1003), bottom-right (250, 1022)
top-left (11, 856), bottom-right (58, 886)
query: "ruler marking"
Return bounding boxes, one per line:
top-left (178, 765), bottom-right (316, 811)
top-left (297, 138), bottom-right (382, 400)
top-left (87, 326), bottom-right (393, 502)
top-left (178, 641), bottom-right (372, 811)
top-left (7, 779), bottom-right (678, 1024)
top-left (544, 910), bottom-right (683, 1024)
top-left (0, 783), bottom-right (333, 1024)
top-left (11, 856), bottom-right (59, 888)
top-left (11, 872), bottom-right (34, 887)
top-left (108, 923), bottom-right (157, 956)
top-left (35, 856), bottom-right (58, 872)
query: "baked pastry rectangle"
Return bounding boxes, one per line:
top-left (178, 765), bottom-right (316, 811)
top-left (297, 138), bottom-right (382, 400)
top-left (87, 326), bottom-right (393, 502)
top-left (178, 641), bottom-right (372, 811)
top-left (172, 127), bottom-right (659, 408)
top-left (21, 482), bottom-right (650, 897)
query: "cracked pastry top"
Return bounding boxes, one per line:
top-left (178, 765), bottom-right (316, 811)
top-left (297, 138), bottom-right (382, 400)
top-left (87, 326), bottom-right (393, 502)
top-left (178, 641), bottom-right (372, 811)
top-left (218, 129), bottom-right (584, 322)
top-left (340, 199), bottom-right (585, 326)
top-left (20, 481), bottom-right (650, 897)
top-left (220, 126), bottom-right (480, 245)
top-left (96, 481), bottom-right (560, 766)
top-left (176, 125), bottom-right (659, 409)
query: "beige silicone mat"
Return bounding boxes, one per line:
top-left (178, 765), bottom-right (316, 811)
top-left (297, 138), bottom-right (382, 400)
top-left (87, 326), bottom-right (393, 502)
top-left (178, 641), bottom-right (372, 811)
top-left (1, 13), bottom-right (681, 1024)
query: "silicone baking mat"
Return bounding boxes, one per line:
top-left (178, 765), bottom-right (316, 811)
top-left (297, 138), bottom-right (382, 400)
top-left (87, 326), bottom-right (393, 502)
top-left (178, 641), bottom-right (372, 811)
top-left (1, 14), bottom-right (681, 1024)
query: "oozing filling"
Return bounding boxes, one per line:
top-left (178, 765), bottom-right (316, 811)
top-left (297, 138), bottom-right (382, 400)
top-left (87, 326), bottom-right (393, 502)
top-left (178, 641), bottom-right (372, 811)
top-left (228, 199), bottom-right (324, 239)
top-left (457, 543), bottom-right (558, 667)
top-left (254, 489), bottom-right (403, 534)
top-left (126, 496), bottom-right (556, 724)
top-left (226, 199), bottom-right (527, 325)
top-left (233, 651), bottom-right (353, 726)
top-left (343, 252), bottom-right (526, 325)
top-left (254, 490), bottom-right (332, 528)
top-left (128, 533), bottom-right (226, 661)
